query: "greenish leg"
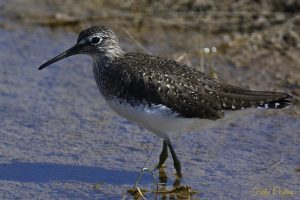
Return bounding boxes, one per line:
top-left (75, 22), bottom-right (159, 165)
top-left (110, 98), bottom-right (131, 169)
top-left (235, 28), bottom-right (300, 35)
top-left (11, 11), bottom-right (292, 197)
top-left (166, 138), bottom-right (182, 177)
top-left (156, 140), bottom-right (168, 169)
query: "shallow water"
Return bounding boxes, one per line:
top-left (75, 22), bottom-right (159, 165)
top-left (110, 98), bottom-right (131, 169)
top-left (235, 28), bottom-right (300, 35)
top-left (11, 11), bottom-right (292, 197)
top-left (0, 18), bottom-right (299, 200)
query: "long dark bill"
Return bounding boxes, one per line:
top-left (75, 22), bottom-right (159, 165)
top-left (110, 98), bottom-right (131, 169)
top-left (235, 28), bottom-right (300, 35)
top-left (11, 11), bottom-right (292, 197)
top-left (38, 45), bottom-right (79, 70)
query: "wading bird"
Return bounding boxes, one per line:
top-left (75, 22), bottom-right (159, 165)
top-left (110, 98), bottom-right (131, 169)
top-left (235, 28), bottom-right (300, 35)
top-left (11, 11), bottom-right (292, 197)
top-left (39, 26), bottom-right (292, 178)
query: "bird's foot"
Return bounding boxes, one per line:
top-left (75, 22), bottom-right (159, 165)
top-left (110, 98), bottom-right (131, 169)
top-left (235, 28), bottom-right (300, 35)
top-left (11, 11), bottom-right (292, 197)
top-left (128, 167), bottom-right (159, 199)
top-left (127, 187), bottom-right (148, 200)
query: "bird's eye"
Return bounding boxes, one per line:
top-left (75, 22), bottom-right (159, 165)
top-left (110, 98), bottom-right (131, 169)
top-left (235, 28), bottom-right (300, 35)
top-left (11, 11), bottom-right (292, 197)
top-left (91, 36), bottom-right (101, 44)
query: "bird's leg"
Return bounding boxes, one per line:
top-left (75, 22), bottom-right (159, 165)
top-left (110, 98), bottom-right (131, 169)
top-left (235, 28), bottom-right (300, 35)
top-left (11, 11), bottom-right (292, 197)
top-left (156, 140), bottom-right (168, 169)
top-left (133, 137), bottom-right (159, 189)
top-left (166, 138), bottom-right (182, 177)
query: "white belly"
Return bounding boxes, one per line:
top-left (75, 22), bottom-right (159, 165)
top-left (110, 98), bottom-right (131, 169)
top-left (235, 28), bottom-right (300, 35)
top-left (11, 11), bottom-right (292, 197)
top-left (106, 100), bottom-right (215, 138)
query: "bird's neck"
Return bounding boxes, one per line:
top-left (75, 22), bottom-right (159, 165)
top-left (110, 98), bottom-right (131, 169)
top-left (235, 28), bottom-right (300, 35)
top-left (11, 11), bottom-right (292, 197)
top-left (92, 46), bottom-right (124, 68)
top-left (92, 47), bottom-right (124, 97)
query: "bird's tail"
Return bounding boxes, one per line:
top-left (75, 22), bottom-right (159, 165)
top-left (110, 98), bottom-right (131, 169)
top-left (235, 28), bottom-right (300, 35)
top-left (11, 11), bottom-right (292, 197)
top-left (219, 87), bottom-right (293, 110)
top-left (255, 93), bottom-right (292, 109)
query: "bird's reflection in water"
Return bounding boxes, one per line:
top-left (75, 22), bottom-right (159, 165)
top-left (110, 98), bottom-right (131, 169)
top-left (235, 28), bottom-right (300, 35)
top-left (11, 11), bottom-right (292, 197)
top-left (128, 167), bottom-right (198, 200)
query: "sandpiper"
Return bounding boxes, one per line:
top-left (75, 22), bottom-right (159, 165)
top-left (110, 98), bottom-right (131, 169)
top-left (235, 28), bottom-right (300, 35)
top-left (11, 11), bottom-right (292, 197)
top-left (39, 25), bottom-right (292, 177)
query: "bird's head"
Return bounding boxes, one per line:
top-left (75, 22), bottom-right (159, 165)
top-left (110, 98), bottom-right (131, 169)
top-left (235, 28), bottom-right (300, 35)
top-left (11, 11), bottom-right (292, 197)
top-left (38, 26), bottom-right (123, 70)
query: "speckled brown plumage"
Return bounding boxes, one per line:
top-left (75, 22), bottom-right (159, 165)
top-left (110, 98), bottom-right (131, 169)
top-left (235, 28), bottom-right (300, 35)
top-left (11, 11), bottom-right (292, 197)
top-left (94, 52), bottom-right (292, 120)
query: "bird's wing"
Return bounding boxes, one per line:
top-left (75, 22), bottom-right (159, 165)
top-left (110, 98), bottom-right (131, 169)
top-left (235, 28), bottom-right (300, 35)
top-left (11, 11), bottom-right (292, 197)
top-left (114, 53), bottom-right (292, 120)
top-left (116, 53), bottom-right (225, 120)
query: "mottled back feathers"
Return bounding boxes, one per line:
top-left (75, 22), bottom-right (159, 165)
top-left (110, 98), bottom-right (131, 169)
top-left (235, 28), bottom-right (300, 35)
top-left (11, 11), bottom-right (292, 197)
top-left (96, 52), bottom-right (292, 120)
